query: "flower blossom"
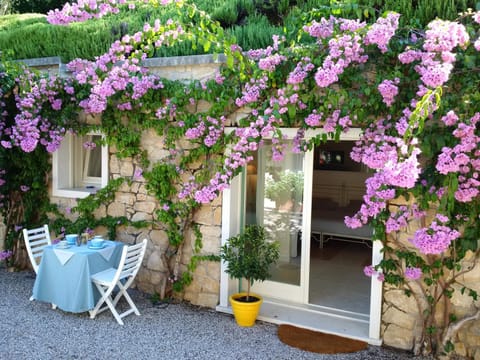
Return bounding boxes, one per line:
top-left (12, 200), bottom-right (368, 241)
top-left (0, 250), bottom-right (13, 261)
top-left (134, 168), bottom-right (143, 179)
top-left (378, 78), bottom-right (400, 107)
top-left (405, 267), bottom-right (422, 280)
top-left (363, 12), bottom-right (400, 53)
top-left (410, 215), bottom-right (461, 254)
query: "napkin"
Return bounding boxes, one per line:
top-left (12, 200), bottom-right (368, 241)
top-left (53, 248), bottom-right (75, 266)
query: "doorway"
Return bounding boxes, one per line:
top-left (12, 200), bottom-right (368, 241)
top-left (308, 141), bottom-right (372, 314)
top-left (218, 128), bottom-right (383, 343)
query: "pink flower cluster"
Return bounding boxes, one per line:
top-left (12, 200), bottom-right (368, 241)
top-left (404, 267), bottom-right (422, 280)
top-left (436, 112), bottom-right (480, 202)
top-left (314, 33), bottom-right (367, 88)
top-left (346, 116), bottom-right (423, 228)
top-left (363, 13), bottom-right (400, 53)
top-left (410, 214), bottom-right (460, 254)
top-left (474, 11), bottom-right (480, 50)
top-left (378, 78), bottom-right (400, 107)
top-left (258, 54), bottom-right (287, 72)
top-left (363, 265), bottom-right (384, 282)
top-left (303, 17), bottom-right (335, 39)
top-left (247, 35), bottom-right (284, 61)
top-left (305, 111), bottom-right (322, 127)
top-left (235, 76), bottom-right (268, 107)
top-left (385, 204), bottom-right (425, 233)
top-left (305, 14), bottom-right (399, 88)
top-left (287, 57), bottom-right (315, 85)
top-left (193, 111), bottom-right (284, 203)
top-left (0, 250), bottom-right (13, 261)
top-left (68, 20), bottom-right (183, 115)
top-left (399, 19), bottom-right (469, 89)
top-left (7, 72), bottom-right (69, 153)
top-left (185, 116), bottom-right (226, 148)
top-left (47, 0), bottom-right (126, 26)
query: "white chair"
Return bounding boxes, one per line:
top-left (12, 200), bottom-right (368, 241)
top-left (23, 225), bottom-right (56, 307)
top-left (89, 239), bottom-right (147, 325)
top-left (23, 225), bottom-right (51, 274)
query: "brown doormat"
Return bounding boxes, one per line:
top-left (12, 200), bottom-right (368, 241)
top-left (278, 324), bottom-right (368, 354)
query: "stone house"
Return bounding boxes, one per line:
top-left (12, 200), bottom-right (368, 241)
top-left (3, 55), bottom-right (480, 358)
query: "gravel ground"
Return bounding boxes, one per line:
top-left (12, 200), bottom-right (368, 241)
top-left (0, 267), bottom-right (433, 360)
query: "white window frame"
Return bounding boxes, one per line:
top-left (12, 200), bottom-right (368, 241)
top-left (52, 132), bottom-right (108, 199)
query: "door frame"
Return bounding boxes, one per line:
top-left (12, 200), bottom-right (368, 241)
top-left (218, 127), bottom-right (383, 342)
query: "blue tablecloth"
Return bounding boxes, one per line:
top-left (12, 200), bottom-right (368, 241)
top-left (32, 240), bottom-right (123, 313)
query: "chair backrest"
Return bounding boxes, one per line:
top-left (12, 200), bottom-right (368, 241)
top-left (23, 225), bottom-right (51, 274)
top-left (115, 239), bottom-right (147, 284)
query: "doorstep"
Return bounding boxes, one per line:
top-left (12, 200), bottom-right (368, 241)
top-left (216, 296), bottom-right (382, 346)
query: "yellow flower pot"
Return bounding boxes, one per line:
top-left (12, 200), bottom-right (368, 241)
top-left (229, 292), bottom-right (263, 327)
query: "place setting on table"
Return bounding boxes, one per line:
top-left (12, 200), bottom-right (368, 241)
top-left (32, 232), bottom-right (124, 314)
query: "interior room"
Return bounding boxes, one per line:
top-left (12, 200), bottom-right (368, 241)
top-left (245, 140), bottom-right (372, 315)
top-left (309, 141), bottom-right (372, 314)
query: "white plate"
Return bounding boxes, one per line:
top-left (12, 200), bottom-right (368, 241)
top-left (88, 244), bottom-right (106, 250)
top-left (56, 245), bottom-right (71, 249)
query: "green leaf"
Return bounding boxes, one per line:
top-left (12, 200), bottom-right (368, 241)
top-left (203, 40), bottom-right (211, 52)
top-left (226, 54), bottom-right (234, 68)
top-left (464, 55), bottom-right (476, 69)
top-left (288, 104), bottom-right (296, 119)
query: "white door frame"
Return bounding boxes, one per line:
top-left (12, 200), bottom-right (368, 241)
top-left (218, 127), bottom-right (383, 342)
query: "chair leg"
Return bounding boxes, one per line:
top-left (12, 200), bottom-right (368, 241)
top-left (90, 282), bottom-right (125, 325)
top-left (112, 282), bottom-right (140, 316)
top-left (104, 295), bottom-right (124, 325)
top-left (90, 283), bottom-right (111, 318)
top-left (90, 281), bottom-right (141, 325)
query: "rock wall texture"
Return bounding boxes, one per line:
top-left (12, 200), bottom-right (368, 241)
top-left (381, 197), bottom-right (480, 359)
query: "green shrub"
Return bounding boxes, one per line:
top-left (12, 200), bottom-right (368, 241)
top-left (1, 0), bottom-right (478, 62)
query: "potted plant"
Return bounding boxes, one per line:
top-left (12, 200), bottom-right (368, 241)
top-left (219, 224), bottom-right (280, 326)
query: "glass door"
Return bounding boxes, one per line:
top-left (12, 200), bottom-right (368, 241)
top-left (247, 140), bottom-right (313, 303)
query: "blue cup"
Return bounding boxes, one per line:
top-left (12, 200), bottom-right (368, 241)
top-left (91, 238), bottom-right (105, 248)
top-left (65, 234), bottom-right (78, 245)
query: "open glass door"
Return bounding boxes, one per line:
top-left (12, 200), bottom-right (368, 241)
top-left (248, 139), bottom-right (311, 303)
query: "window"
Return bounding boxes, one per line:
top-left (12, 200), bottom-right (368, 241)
top-left (52, 132), bottom-right (108, 198)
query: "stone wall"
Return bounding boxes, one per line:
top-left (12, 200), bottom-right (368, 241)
top-left (381, 197), bottom-right (480, 359)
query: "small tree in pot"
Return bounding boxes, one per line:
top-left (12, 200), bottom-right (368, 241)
top-left (220, 224), bottom-right (280, 326)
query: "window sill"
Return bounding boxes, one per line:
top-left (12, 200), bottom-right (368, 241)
top-left (52, 187), bottom-right (99, 199)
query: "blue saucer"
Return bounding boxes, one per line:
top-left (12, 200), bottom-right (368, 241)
top-left (88, 243), bottom-right (106, 250)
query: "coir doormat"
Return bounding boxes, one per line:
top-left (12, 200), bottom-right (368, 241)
top-left (278, 324), bottom-right (368, 354)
